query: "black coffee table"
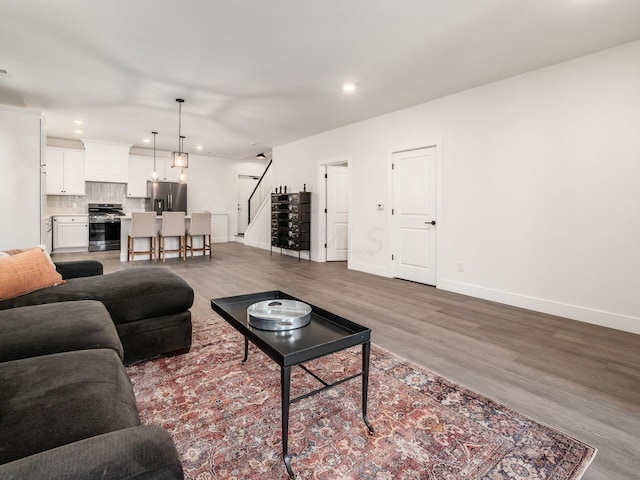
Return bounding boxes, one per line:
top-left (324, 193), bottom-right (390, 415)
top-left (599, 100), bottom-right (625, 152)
top-left (211, 290), bottom-right (374, 478)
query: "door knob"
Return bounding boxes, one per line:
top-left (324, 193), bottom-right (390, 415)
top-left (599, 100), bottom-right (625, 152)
top-left (425, 220), bottom-right (436, 225)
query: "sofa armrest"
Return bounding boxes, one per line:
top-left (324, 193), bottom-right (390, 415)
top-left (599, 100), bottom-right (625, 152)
top-left (55, 260), bottom-right (103, 279)
top-left (0, 425), bottom-right (183, 480)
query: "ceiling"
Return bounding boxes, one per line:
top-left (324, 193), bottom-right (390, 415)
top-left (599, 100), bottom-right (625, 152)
top-left (1, 1), bottom-right (640, 159)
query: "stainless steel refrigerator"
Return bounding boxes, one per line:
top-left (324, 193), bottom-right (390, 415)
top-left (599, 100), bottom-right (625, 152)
top-left (147, 181), bottom-right (187, 214)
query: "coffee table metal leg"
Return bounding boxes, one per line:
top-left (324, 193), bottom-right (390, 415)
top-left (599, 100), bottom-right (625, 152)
top-left (281, 366), bottom-right (294, 478)
top-left (242, 337), bottom-right (249, 363)
top-left (362, 341), bottom-right (374, 434)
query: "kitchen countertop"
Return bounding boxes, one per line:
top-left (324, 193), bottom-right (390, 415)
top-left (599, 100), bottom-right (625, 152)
top-left (121, 214), bottom-right (191, 220)
top-left (48, 213), bottom-right (89, 217)
top-left (121, 211), bottom-right (228, 220)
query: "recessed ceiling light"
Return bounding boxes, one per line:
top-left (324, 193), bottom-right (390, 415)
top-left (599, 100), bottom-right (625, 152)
top-left (143, 138), bottom-right (150, 143)
top-left (73, 120), bottom-right (83, 125)
top-left (342, 82), bottom-right (357, 93)
top-left (74, 130), bottom-right (83, 134)
top-left (196, 145), bottom-right (203, 150)
top-left (250, 142), bottom-right (259, 146)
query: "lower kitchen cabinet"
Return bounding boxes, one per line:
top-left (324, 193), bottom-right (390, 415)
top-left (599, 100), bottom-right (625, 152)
top-left (52, 215), bottom-right (89, 253)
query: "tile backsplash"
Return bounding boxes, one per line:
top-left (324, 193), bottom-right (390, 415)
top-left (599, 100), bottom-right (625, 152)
top-left (46, 182), bottom-right (147, 215)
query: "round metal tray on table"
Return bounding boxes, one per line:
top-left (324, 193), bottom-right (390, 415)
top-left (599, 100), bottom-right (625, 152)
top-left (247, 300), bottom-right (312, 331)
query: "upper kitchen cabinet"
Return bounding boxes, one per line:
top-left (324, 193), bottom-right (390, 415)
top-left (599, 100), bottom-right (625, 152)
top-left (155, 156), bottom-right (181, 182)
top-left (127, 155), bottom-right (152, 197)
top-left (46, 147), bottom-right (85, 195)
top-left (83, 140), bottom-right (131, 183)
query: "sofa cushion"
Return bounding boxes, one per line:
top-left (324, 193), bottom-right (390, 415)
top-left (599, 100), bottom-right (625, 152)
top-left (0, 249), bottom-right (65, 301)
top-left (0, 349), bottom-right (140, 465)
top-left (0, 425), bottom-right (184, 480)
top-left (54, 260), bottom-right (103, 280)
top-left (0, 301), bottom-right (124, 363)
top-left (0, 268), bottom-right (193, 325)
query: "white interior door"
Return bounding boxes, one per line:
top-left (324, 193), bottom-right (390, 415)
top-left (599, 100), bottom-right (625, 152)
top-left (326, 165), bottom-right (349, 261)
top-left (392, 147), bottom-right (437, 285)
top-left (237, 175), bottom-right (259, 234)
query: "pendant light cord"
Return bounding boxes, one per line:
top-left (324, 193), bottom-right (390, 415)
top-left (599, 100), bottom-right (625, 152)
top-left (152, 131), bottom-right (157, 170)
top-left (178, 100), bottom-right (182, 153)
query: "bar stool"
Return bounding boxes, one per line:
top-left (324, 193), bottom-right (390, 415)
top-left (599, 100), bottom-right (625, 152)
top-left (158, 212), bottom-right (186, 262)
top-left (186, 212), bottom-right (212, 259)
top-left (127, 212), bottom-right (157, 264)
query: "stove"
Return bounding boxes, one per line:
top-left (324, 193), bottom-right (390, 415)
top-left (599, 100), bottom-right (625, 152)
top-left (89, 203), bottom-right (125, 223)
top-left (88, 203), bottom-right (125, 251)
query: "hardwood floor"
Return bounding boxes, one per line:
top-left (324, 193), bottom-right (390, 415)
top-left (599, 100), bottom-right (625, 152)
top-left (53, 243), bottom-right (640, 480)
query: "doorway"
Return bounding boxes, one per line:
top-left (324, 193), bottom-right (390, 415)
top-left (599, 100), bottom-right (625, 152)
top-left (237, 175), bottom-right (260, 235)
top-left (325, 164), bottom-right (349, 261)
top-left (391, 146), bottom-right (437, 285)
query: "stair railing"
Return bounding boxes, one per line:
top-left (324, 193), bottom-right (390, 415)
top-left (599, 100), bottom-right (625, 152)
top-left (248, 159), bottom-right (273, 225)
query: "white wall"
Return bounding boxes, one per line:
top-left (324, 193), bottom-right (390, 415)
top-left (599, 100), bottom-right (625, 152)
top-left (0, 106), bottom-right (42, 250)
top-left (187, 153), bottom-right (267, 240)
top-left (267, 40), bottom-right (640, 334)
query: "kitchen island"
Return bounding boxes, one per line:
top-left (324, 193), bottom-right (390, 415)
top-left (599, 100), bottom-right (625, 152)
top-left (119, 212), bottom-right (229, 261)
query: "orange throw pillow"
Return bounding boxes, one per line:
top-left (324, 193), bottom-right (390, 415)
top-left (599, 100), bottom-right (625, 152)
top-left (0, 249), bottom-right (66, 301)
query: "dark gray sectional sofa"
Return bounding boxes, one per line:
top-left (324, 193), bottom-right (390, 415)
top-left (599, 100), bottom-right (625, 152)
top-left (0, 261), bottom-right (193, 479)
top-left (0, 260), bottom-right (194, 363)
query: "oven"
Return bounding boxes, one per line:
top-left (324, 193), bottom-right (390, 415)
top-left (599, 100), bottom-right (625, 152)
top-left (88, 203), bottom-right (124, 252)
top-left (89, 221), bottom-right (121, 251)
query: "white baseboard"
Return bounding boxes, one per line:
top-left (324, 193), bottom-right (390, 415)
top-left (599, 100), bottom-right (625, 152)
top-left (348, 261), bottom-right (393, 278)
top-left (244, 239), bottom-right (271, 251)
top-left (273, 248), bottom-right (312, 261)
top-left (244, 240), bottom-right (313, 261)
top-left (439, 279), bottom-right (640, 335)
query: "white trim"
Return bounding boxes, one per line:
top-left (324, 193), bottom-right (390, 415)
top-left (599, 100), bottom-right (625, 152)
top-left (244, 239), bottom-right (271, 250)
top-left (0, 104), bottom-right (42, 116)
top-left (316, 165), bottom-right (327, 262)
top-left (273, 247), bottom-right (311, 261)
top-left (349, 260), bottom-right (393, 278)
top-left (236, 173), bottom-right (260, 236)
top-left (387, 138), bottom-right (443, 284)
top-left (440, 279), bottom-right (640, 335)
top-left (80, 138), bottom-right (132, 148)
top-left (317, 157), bottom-right (351, 264)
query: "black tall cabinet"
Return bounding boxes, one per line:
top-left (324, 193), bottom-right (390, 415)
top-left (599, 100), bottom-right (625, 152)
top-left (271, 191), bottom-right (310, 261)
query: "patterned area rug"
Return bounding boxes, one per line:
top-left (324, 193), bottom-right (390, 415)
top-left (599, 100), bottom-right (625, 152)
top-left (127, 315), bottom-right (596, 479)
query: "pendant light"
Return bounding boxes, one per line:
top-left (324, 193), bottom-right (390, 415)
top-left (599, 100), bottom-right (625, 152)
top-left (170, 98), bottom-right (189, 168)
top-left (151, 131), bottom-right (159, 182)
top-left (178, 135), bottom-right (188, 183)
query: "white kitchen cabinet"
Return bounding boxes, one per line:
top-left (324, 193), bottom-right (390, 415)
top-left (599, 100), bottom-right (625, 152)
top-left (46, 148), bottom-right (85, 195)
top-left (155, 156), bottom-right (181, 182)
top-left (127, 155), bottom-right (152, 197)
top-left (52, 215), bottom-right (89, 252)
top-left (83, 140), bottom-right (131, 183)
